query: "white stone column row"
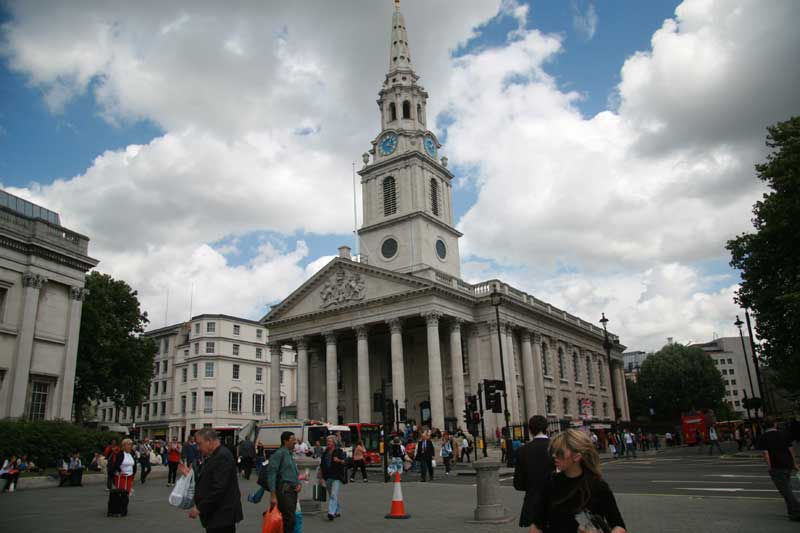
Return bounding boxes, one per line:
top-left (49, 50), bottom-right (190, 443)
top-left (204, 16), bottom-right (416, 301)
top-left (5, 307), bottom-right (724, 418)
top-left (355, 326), bottom-right (371, 423)
top-left (323, 332), bottom-right (338, 424)
top-left (449, 319), bottom-right (466, 428)
top-left (9, 273), bottom-right (47, 418)
top-left (423, 311), bottom-right (445, 431)
top-left (269, 342), bottom-right (282, 420)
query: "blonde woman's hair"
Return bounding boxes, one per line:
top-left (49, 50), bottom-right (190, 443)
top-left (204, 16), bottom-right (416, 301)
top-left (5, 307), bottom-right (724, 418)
top-left (121, 438), bottom-right (133, 447)
top-left (550, 429), bottom-right (602, 509)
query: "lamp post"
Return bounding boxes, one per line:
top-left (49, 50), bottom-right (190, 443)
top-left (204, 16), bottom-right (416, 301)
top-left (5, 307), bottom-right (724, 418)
top-left (600, 313), bottom-right (621, 424)
top-left (490, 285), bottom-right (513, 467)
top-left (744, 309), bottom-right (768, 415)
top-left (735, 315), bottom-right (759, 419)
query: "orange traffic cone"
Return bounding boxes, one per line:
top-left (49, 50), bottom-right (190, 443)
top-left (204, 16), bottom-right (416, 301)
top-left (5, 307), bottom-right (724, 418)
top-left (384, 471), bottom-right (411, 519)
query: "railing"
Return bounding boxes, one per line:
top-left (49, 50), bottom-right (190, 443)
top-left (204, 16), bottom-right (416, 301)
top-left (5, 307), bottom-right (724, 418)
top-left (0, 205), bottom-right (90, 255)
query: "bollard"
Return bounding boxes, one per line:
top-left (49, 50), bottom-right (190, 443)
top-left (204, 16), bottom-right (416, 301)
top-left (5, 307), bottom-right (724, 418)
top-left (466, 459), bottom-right (513, 524)
top-left (294, 455), bottom-right (322, 515)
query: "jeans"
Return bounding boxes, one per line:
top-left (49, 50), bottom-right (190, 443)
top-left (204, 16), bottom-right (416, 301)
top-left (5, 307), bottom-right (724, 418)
top-left (326, 479), bottom-right (342, 516)
top-left (276, 483), bottom-right (298, 533)
top-left (443, 455), bottom-right (452, 473)
top-left (626, 443), bottom-right (637, 458)
top-left (769, 468), bottom-right (800, 516)
top-left (351, 459), bottom-right (367, 480)
top-left (708, 440), bottom-right (723, 455)
top-left (168, 461), bottom-right (179, 484)
top-left (460, 448), bottom-right (471, 463)
top-left (140, 460), bottom-right (151, 483)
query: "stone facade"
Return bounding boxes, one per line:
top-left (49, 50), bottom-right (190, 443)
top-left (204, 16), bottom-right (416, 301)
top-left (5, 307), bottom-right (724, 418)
top-left (94, 314), bottom-right (296, 440)
top-left (261, 3), bottom-right (629, 434)
top-left (694, 336), bottom-right (760, 418)
top-left (0, 190), bottom-right (98, 420)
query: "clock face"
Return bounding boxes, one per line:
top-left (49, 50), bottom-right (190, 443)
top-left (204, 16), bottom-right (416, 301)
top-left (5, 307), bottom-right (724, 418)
top-left (382, 238), bottom-right (399, 258)
top-left (435, 239), bottom-right (447, 260)
top-left (424, 136), bottom-right (436, 158)
top-left (379, 133), bottom-right (398, 155)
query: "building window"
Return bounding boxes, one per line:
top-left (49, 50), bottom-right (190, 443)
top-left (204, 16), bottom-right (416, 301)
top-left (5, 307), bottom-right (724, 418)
top-left (725, 379), bottom-right (730, 385)
top-left (573, 352), bottom-right (580, 382)
top-left (729, 368), bottom-right (734, 375)
top-left (734, 400), bottom-right (740, 407)
top-left (546, 395), bottom-right (553, 414)
top-left (383, 177), bottom-right (397, 216)
top-left (256, 329), bottom-right (263, 339)
top-left (417, 103), bottom-right (422, 124)
top-left (563, 397), bottom-right (570, 416)
top-left (229, 391), bottom-right (242, 413)
top-left (182, 367), bottom-right (188, 383)
top-left (152, 402), bottom-right (158, 416)
top-left (144, 404), bottom-right (150, 421)
top-left (28, 381), bottom-right (49, 420)
top-left (232, 364), bottom-right (240, 380)
top-left (204, 391), bottom-right (213, 413)
top-left (180, 395), bottom-right (187, 414)
top-left (389, 102), bottom-right (397, 121)
top-left (206, 341), bottom-right (215, 354)
top-left (727, 358), bottom-right (733, 364)
top-left (233, 324), bottom-right (240, 336)
top-left (0, 287), bottom-right (8, 322)
top-left (183, 349), bottom-right (189, 358)
top-left (194, 322), bottom-right (200, 334)
top-left (598, 360), bottom-right (605, 386)
top-left (256, 348), bottom-right (263, 359)
top-left (192, 363), bottom-right (198, 379)
top-left (402, 100), bottom-right (411, 119)
top-left (603, 402), bottom-right (608, 417)
top-left (153, 382), bottom-right (158, 396)
top-left (194, 343), bottom-right (199, 355)
top-left (733, 390), bottom-right (738, 396)
top-left (233, 344), bottom-right (240, 356)
top-left (191, 392), bottom-right (197, 413)
top-left (163, 338), bottom-right (169, 354)
top-left (280, 369), bottom-right (284, 384)
top-left (160, 401), bottom-right (166, 415)
top-left (205, 362), bottom-right (214, 378)
top-left (541, 343), bottom-right (549, 376)
top-left (163, 360), bottom-right (168, 374)
top-left (253, 393), bottom-right (265, 415)
top-left (154, 362), bottom-right (159, 376)
top-left (586, 356), bottom-right (593, 384)
top-left (206, 322), bottom-right (215, 333)
top-left (429, 178), bottom-right (439, 216)
top-left (162, 381), bottom-right (167, 394)
top-left (558, 348), bottom-right (566, 379)
top-left (256, 367), bottom-right (263, 382)
top-left (731, 379), bottom-right (736, 385)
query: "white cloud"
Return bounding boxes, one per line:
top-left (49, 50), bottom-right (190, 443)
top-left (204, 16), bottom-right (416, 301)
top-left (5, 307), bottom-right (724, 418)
top-left (571, 1), bottom-right (598, 40)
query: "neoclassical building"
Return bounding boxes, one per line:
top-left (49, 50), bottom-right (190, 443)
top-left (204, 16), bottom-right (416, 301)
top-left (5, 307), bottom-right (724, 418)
top-left (262, 3), bottom-right (629, 434)
top-left (0, 190), bottom-right (97, 421)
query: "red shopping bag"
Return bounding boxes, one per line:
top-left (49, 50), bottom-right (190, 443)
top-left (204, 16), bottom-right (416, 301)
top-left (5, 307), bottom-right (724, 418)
top-left (262, 504), bottom-right (283, 533)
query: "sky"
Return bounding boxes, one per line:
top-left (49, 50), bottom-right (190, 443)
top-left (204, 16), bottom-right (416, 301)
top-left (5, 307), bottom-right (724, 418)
top-left (1, 0), bottom-right (798, 351)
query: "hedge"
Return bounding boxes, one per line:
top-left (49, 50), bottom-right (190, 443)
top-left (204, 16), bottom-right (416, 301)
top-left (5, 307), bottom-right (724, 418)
top-left (0, 420), bottom-right (121, 471)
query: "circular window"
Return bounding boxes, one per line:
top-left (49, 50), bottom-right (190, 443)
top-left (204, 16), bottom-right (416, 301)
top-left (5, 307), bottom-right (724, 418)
top-left (382, 238), bottom-right (399, 259)
top-left (435, 239), bottom-right (447, 260)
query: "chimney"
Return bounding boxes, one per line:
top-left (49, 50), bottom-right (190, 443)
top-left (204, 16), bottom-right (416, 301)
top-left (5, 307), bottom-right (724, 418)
top-left (338, 245), bottom-right (352, 260)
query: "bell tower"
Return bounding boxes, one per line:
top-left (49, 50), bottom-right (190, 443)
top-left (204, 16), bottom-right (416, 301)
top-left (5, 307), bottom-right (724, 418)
top-left (357, 0), bottom-right (462, 279)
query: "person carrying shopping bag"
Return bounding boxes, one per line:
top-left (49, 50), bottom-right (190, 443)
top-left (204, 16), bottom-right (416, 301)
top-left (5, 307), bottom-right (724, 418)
top-left (262, 431), bottom-right (303, 533)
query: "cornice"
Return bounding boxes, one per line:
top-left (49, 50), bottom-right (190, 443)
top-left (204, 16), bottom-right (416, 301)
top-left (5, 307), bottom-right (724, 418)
top-left (0, 233), bottom-right (98, 272)
top-left (358, 210), bottom-right (463, 238)
top-left (358, 149), bottom-right (454, 181)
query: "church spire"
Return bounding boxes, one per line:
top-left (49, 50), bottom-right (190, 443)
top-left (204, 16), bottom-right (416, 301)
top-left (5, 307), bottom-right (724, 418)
top-left (388, 0), bottom-right (414, 75)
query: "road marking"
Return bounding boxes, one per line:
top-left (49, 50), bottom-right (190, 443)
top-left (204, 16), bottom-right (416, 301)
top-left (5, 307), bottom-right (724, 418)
top-left (676, 488), bottom-right (800, 493)
top-left (615, 491), bottom-right (783, 501)
top-left (704, 474), bottom-right (768, 478)
top-left (652, 480), bottom-right (753, 484)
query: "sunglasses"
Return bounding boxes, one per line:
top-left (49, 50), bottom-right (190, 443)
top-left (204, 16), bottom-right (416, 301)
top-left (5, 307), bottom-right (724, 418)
top-left (552, 448), bottom-right (570, 459)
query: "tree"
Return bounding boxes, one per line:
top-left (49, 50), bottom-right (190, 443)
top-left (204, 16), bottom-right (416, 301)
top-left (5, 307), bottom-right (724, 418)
top-left (73, 272), bottom-right (157, 422)
top-left (625, 377), bottom-right (645, 420)
top-left (727, 116), bottom-right (800, 394)
top-left (635, 343), bottom-right (726, 422)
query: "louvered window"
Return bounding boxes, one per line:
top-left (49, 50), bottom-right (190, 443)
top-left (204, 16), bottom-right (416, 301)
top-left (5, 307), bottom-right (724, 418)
top-left (383, 177), bottom-right (397, 216)
top-left (430, 178), bottom-right (439, 216)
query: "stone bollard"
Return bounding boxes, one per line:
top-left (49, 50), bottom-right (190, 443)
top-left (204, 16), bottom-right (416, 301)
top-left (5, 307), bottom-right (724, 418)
top-left (467, 459), bottom-right (513, 524)
top-left (294, 455), bottom-right (322, 515)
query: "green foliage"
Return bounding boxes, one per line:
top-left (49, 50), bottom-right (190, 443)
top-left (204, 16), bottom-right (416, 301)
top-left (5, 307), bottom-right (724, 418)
top-left (727, 117), bottom-right (800, 393)
top-left (0, 420), bottom-right (119, 471)
top-left (74, 272), bottom-right (157, 421)
top-left (636, 343), bottom-right (726, 422)
top-left (625, 378), bottom-right (645, 419)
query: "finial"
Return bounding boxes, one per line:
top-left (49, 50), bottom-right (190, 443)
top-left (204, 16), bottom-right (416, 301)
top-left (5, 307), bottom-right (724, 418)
top-left (394, 0), bottom-right (400, 10)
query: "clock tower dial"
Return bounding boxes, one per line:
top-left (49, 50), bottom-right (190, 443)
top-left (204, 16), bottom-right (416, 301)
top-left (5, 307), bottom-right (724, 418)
top-left (357, 1), bottom-right (462, 279)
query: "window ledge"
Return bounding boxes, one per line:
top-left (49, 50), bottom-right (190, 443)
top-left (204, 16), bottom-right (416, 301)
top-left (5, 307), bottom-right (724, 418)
top-left (575, 381), bottom-right (583, 386)
top-left (559, 379), bottom-right (569, 384)
top-left (544, 375), bottom-right (553, 381)
top-left (588, 384), bottom-right (596, 388)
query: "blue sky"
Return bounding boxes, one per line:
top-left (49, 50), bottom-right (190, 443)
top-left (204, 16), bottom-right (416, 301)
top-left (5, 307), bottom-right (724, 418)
top-left (2, 0), bottom-right (796, 348)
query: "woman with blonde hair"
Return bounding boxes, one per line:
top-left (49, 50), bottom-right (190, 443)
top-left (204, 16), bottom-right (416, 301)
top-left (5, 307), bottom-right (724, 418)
top-left (110, 438), bottom-right (137, 495)
top-left (530, 429), bottom-right (626, 533)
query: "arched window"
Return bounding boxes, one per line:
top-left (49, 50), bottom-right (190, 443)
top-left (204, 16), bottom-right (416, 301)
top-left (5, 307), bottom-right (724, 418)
top-left (541, 343), bottom-right (549, 376)
top-left (402, 100), bottom-right (411, 119)
top-left (573, 352), bottom-right (580, 382)
top-left (383, 176), bottom-right (397, 216)
top-left (586, 355), bottom-right (593, 384)
top-left (389, 102), bottom-right (397, 122)
top-left (558, 348), bottom-right (565, 379)
top-left (417, 103), bottom-right (423, 124)
top-left (429, 178), bottom-right (439, 216)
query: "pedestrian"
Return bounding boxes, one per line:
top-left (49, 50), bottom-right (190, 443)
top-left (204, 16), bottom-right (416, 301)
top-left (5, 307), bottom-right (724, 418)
top-left (167, 437), bottom-right (182, 486)
top-left (180, 428), bottom-right (243, 533)
top-left (110, 438), bottom-right (137, 496)
top-left (104, 439), bottom-right (120, 490)
top-left (440, 433), bottom-right (453, 475)
top-left (388, 436), bottom-right (406, 475)
top-left (495, 427), bottom-right (502, 446)
top-left (183, 435), bottom-right (200, 468)
top-left (501, 434), bottom-right (507, 463)
top-left (623, 430), bottom-right (637, 458)
top-left (312, 440), bottom-right (324, 459)
top-left (530, 429), bottom-right (626, 533)
top-left (261, 431), bottom-right (302, 533)
top-left (460, 433), bottom-right (472, 463)
top-left (708, 425), bottom-right (724, 456)
top-left (734, 425), bottom-right (744, 452)
top-left (351, 439), bottom-right (368, 482)
top-left (319, 435), bottom-right (347, 521)
top-left (0, 455), bottom-right (21, 492)
top-left (757, 416), bottom-right (800, 522)
top-left (237, 436), bottom-right (256, 480)
top-left (513, 415), bottom-right (555, 528)
top-left (416, 431), bottom-right (435, 482)
top-left (665, 431), bottom-right (673, 447)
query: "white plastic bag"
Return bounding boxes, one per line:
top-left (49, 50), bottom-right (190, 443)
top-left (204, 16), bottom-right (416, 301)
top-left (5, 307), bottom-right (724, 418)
top-left (169, 469), bottom-right (195, 509)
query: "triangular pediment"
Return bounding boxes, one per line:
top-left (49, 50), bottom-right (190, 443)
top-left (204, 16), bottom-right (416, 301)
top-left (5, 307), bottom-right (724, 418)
top-left (263, 258), bottom-right (433, 323)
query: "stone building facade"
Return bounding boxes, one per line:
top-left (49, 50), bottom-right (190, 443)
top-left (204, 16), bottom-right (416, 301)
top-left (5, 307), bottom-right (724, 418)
top-left (95, 314), bottom-right (296, 441)
top-left (261, 3), bottom-right (629, 434)
top-left (694, 336), bottom-right (760, 418)
top-left (0, 190), bottom-right (97, 421)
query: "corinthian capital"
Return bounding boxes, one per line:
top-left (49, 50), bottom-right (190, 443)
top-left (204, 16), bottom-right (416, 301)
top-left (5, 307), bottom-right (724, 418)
top-left (22, 272), bottom-right (47, 289)
top-left (322, 331), bottom-right (337, 345)
top-left (422, 311), bottom-right (443, 327)
top-left (354, 325), bottom-right (369, 341)
top-left (293, 336), bottom-right (308, 351)
top-left (70, 287), bottom-right (90, 301)
top-left (386, 318), bottom-right (403, 334)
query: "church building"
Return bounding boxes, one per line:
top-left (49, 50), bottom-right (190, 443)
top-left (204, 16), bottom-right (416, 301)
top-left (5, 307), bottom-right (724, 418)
top-left (261, 2), bottom-right (630, 434)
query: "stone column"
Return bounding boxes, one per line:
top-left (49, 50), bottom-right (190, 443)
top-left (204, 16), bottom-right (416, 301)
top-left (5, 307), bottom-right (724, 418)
top-left (9, 272), bottom-right (47, 418)
top-left (423, 311), bottom-right (445, 431)
top-left (56, 286), bottom-right (88, 419)
top-left (610, 361), bottom-right (624, 421)
top-left (467, 325), bottom-right (481, 395)
top-left (618, 363), bottom-right (630, 421)
top-left (504, 325), bottom-right (520, 424)
top-left (449, 319), bottom-right (466, 423)
top-left (354, 325), bottom-right (371, 423)
top-left (386, 319), bottom-right (406, 410)
top-left (519, 330), bottom-right (537, 422)
top-left (323, 332), bottom-right (338, 423)
top-left (269, 342), bottom-right (282, 420)
top-left (488, 321), bottom-right (504, 432)
top-left (295, 337), bottom-right (309, 421)
top-left (532, 333), bottom-right (546, 416)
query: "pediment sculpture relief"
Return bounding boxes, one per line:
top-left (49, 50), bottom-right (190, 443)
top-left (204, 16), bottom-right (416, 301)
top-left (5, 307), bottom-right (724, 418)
top-left (319, 266), bottom-right (366, 308)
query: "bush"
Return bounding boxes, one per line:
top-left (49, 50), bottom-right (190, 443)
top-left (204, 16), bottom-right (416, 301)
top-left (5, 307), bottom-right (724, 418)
top-left (0, 420), bottom-right (121, 472)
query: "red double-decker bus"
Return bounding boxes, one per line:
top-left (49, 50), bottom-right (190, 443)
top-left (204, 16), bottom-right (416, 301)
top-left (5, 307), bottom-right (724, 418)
top-left (347, 423), bottom-right (382, 464)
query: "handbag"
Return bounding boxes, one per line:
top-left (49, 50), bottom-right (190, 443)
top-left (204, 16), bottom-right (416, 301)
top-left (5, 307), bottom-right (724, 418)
top-left (168, 469), bottom-right (195, 509)
top-left (262, 504), bottom-right (283, 533)
top-left (575, 510), bottom-right (612, 533)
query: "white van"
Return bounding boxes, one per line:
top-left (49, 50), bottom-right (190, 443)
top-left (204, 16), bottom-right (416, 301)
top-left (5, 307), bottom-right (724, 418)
top-left (253, 420), bottom-right (352, 457)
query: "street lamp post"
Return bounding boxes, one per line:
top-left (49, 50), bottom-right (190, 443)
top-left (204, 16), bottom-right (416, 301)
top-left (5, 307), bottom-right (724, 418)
top-left (735, 315), bottom-right (759, 419)
top-left (490, 285), bottom-right (513, 468)
top-left (600, 313), bottom-right (621, 425)
top-left (744, 309), bottom-right (768, 415)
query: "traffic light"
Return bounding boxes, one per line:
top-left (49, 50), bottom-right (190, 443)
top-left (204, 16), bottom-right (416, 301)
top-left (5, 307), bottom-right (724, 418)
top-left (399, 407), bottom-right (407, 422)
top-left (463, 408), bottom-right (471, 429)
top-left (484, 380), bottom-right (503, 413)
top-left (386, 399), bottom-right (395, 426)
top-left (468, 394), bottom-right (478, 414)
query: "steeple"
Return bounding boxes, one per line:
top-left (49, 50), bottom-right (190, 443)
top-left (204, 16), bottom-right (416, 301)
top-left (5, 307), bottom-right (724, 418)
top-left (389, 0), bottom-right (414, 76)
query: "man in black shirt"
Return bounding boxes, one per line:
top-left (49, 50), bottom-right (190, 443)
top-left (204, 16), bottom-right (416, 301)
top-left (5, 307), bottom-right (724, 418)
top-left (757, 416), bottom-right (800, 522)
top-left (514, 415), bottom-right (555, 528)
top-left (416, 431), bottom-right (435, 482)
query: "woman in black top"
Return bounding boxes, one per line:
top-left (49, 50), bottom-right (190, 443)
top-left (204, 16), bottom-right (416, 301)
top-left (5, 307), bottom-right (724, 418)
top-left (531, 429), bottom-right (626, 533)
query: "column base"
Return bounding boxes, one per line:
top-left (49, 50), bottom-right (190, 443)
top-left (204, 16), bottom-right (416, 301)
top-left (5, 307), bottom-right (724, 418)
top-left (467, 505), bottom-right (514, 524)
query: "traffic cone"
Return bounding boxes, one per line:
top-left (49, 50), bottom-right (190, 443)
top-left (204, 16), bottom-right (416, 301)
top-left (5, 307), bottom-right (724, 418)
top-left (384, 471), bottom-right (410, 519)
